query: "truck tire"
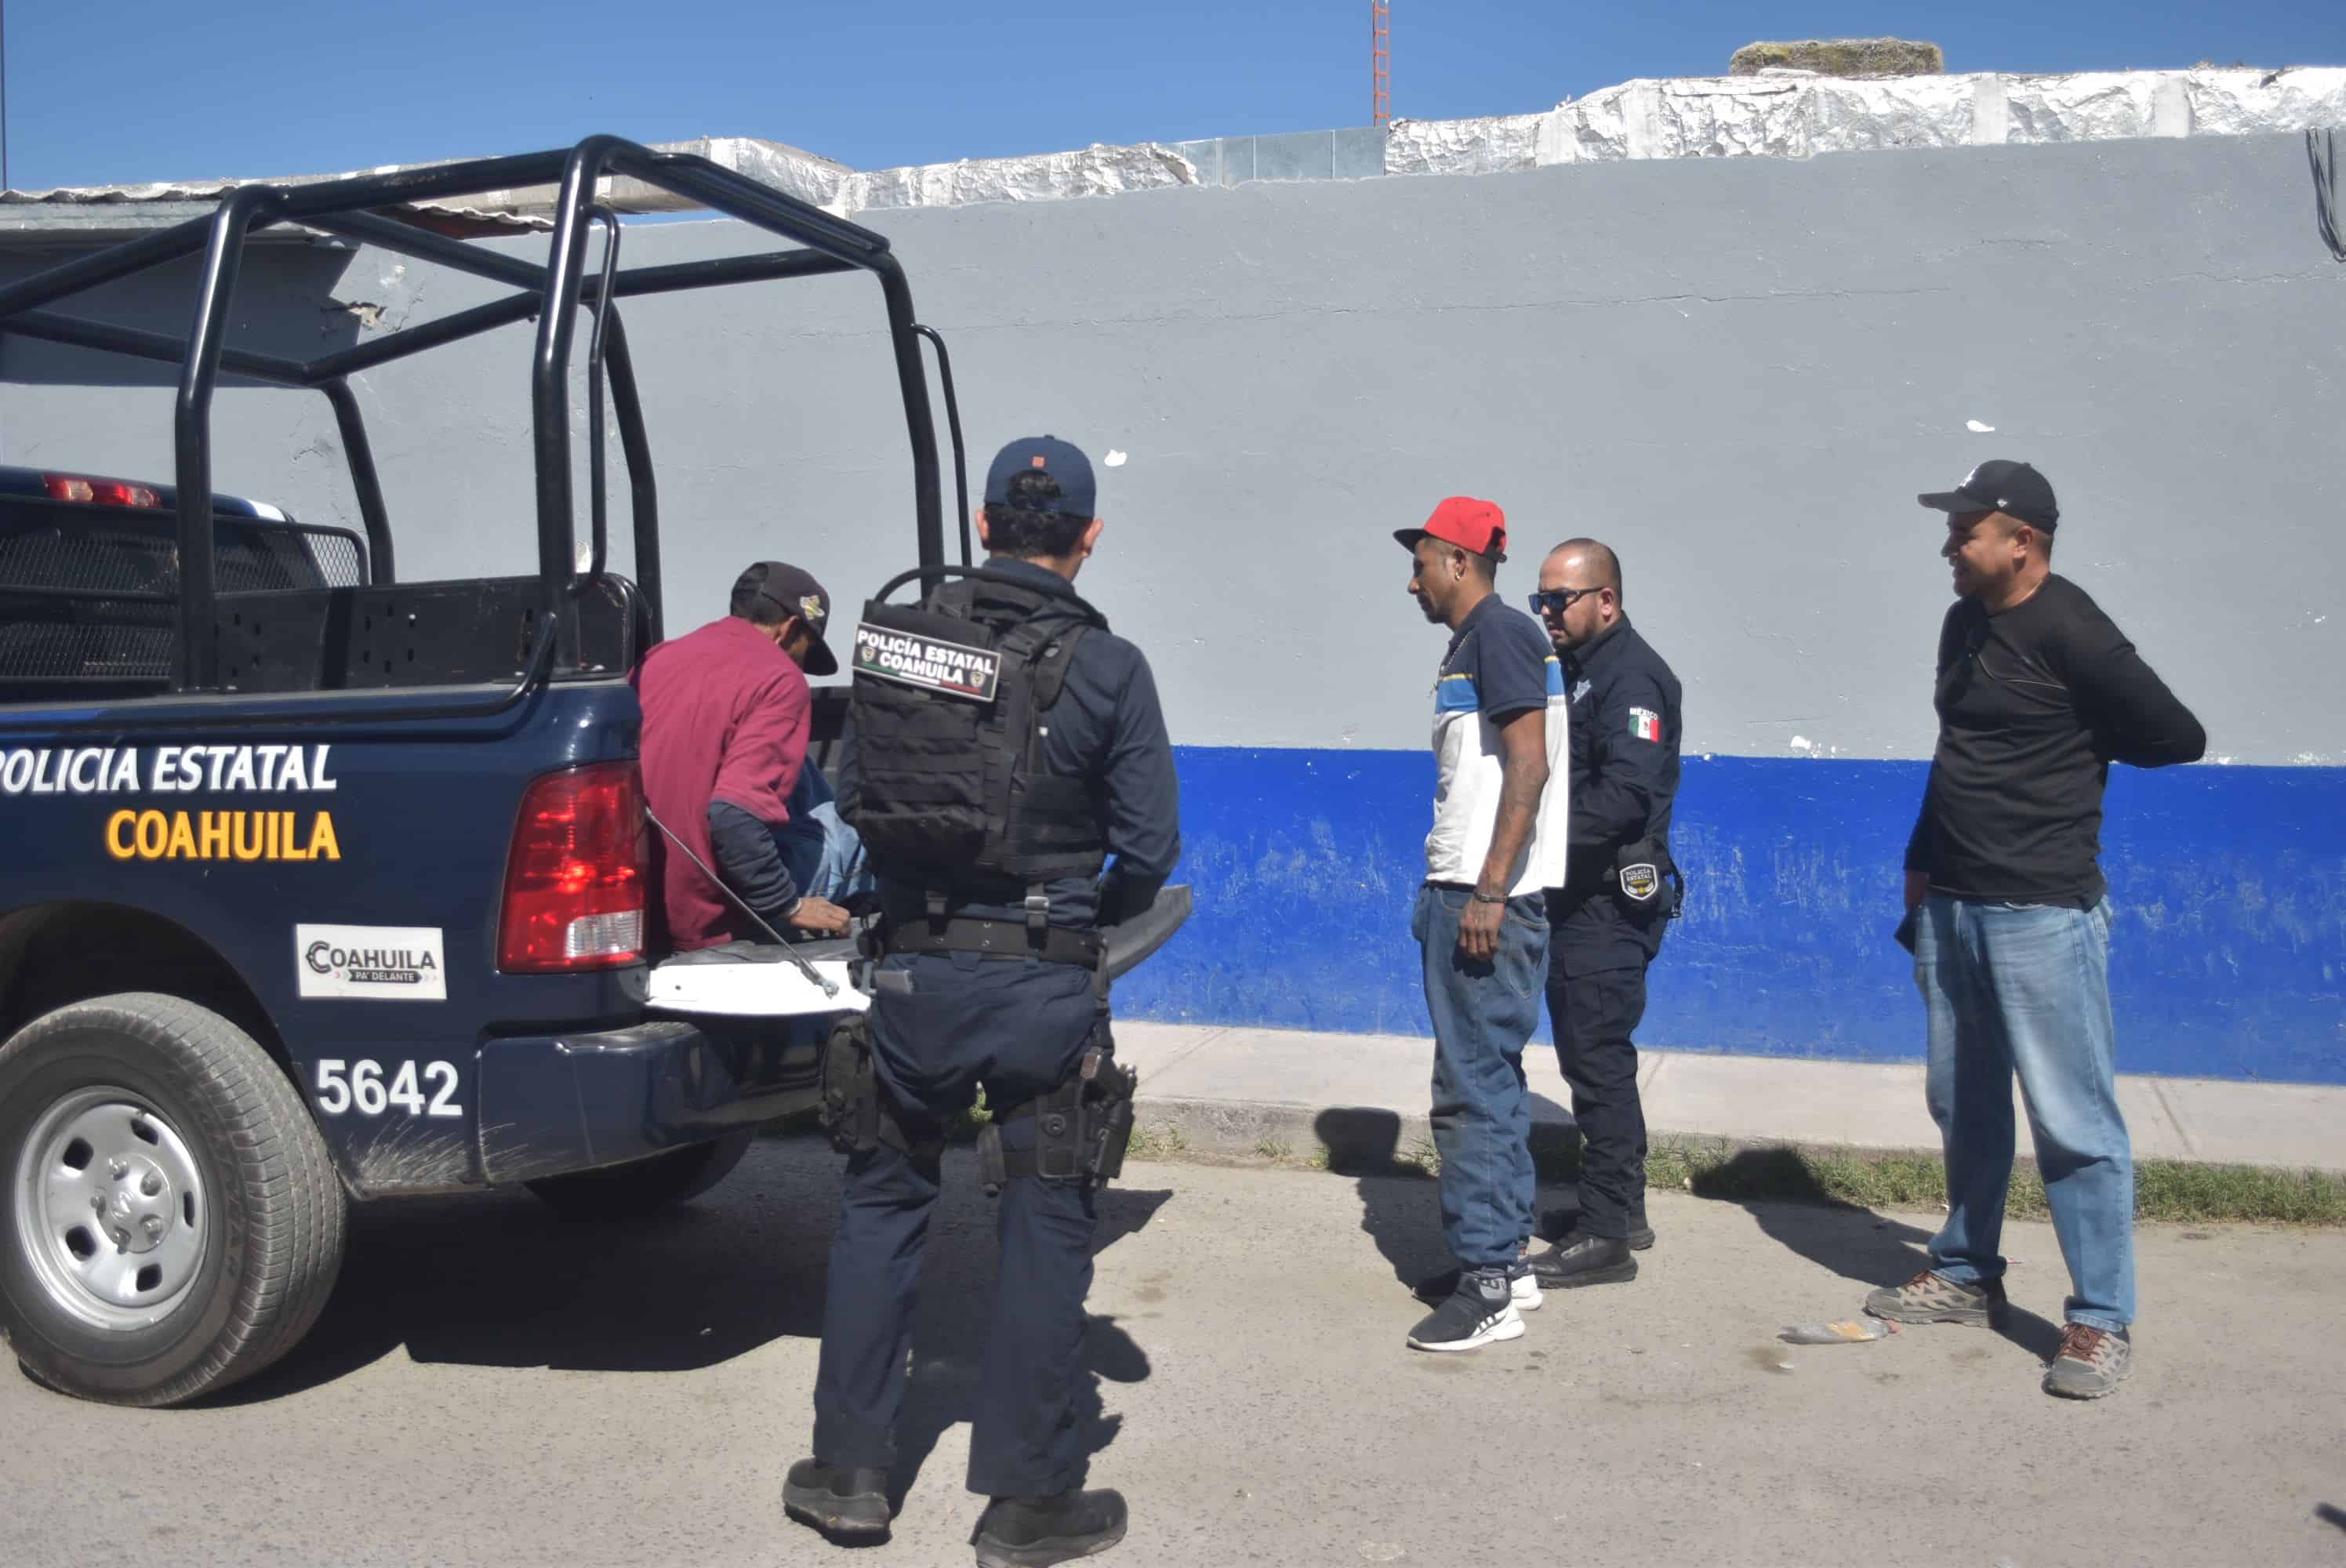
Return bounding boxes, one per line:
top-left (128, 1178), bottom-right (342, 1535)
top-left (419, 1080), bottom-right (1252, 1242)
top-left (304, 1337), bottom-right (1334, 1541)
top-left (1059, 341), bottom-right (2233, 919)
top-left (525, 1130), bottom-right (754, 1219)
top-left (0, 993), bottom-right (347, 1407)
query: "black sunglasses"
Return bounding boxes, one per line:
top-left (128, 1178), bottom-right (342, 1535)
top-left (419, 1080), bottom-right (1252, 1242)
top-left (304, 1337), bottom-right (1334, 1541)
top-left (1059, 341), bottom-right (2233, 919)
top-left (1527, 586), bottom-right (1604, 615)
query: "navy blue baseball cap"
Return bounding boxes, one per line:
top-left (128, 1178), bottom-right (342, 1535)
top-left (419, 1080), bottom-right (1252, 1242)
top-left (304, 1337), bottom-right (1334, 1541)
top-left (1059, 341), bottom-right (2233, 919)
top-left (983, 434), bottom-right (1097, 518)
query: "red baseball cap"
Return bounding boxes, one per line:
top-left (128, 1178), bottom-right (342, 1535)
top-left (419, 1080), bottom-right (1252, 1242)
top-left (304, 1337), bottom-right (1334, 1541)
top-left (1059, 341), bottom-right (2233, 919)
top-left (1393, 496), bottom-right (1508, 563)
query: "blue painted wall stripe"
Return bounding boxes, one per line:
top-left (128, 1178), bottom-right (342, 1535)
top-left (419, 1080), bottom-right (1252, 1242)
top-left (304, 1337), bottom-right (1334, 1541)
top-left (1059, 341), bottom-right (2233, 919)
top-left (1115, 748), bottom-right (2346, 1086)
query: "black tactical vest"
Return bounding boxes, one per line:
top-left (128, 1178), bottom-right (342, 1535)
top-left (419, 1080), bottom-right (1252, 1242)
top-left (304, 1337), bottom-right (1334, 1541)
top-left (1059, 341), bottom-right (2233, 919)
top-left (843, 565), bottom-right (1110, 902)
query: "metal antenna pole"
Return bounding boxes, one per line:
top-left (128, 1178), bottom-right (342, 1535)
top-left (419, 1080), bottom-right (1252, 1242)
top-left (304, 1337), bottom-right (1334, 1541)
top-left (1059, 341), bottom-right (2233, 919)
top-left (1371, 1), bottom-right (1392, 127)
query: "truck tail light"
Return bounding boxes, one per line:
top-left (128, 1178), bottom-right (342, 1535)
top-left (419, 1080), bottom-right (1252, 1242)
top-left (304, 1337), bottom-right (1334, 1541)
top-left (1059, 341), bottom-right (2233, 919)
top-left (497, 761), bottom-right (648, 973)
top-left (44, 474), bottom-right (160, 508)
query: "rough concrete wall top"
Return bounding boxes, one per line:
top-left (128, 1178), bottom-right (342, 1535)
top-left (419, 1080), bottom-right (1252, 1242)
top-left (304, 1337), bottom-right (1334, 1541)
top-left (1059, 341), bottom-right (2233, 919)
top-left (1389, 66), bottom-right (2346, 176)
top-left (823, 65), bottom-right (2346, 212)
top-left (1729, 38), bottom-right (1946, 78)
top-left (829, 64), bottom-right (2344, 212)
top-left (9, 67), bottom-right (2339, 230)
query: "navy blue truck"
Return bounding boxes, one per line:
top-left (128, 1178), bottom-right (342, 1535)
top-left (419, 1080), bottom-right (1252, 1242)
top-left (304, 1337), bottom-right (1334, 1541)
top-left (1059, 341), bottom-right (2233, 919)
top-left (0, 139), bottom-right (968, 1405)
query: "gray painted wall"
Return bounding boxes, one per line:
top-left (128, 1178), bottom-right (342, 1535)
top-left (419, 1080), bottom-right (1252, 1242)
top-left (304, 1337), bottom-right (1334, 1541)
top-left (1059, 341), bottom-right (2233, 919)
top-left (4, 131), bottom-right (2341, 764)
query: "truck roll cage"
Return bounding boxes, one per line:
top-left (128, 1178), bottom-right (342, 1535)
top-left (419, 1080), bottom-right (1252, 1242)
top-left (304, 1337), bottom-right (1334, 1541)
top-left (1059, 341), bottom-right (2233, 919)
top-left (0, 135), bottom-right (967, 695)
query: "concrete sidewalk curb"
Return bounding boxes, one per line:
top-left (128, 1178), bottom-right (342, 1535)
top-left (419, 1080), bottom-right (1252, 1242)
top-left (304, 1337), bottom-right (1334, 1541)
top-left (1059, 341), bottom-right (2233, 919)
top-left (1126, 1093), bottom-right (1948, 1171)
top-left (1113, 1021), bottom-right (2346, 1177)
top-left (1123, 1092), bottom-right (2346, 1232)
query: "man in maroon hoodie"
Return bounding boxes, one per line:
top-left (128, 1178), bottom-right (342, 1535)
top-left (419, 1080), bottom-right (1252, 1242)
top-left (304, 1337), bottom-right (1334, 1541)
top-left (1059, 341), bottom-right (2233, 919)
top-left (634, 561), bottom-right (855, 950)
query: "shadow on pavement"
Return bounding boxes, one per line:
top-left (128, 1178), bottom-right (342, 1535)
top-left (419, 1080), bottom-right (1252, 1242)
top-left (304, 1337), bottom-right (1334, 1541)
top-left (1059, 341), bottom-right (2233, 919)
top-left (205, 1136), bottom-right (1176, 1500)
top-left (1688, 1147), bottom-right (2065, 1362)
top-left (886, 1185), bottom-right (1167, 1509)
top-left (2313, 1503), bottom-right (2346, 1533)
top-left (1313, 1107), bottom-right (1446, 1293)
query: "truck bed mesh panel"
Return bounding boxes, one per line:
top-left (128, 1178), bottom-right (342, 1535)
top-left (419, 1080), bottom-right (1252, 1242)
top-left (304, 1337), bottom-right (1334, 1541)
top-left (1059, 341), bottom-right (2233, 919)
top-left (0, 506), bottom-right (365, 683)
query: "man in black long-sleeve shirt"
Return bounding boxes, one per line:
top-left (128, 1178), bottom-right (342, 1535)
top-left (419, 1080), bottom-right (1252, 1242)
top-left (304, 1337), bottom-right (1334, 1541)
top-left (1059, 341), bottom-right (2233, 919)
top-left (1527, 539), bottom-right (1680, 1290)
top-left (1866, 460), bottom-right (2205, 1402)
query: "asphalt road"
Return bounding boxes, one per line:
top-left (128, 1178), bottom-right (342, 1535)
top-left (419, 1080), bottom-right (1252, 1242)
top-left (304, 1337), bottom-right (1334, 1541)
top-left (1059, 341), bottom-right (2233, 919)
top-left (4, 1136), bottom-right (2343, 1568)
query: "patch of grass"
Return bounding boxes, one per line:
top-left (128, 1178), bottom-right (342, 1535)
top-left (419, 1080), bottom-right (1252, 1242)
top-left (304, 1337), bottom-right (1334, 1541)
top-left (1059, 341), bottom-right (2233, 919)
top-left (1306, 1143), bottom-right (1333, 1171)
top-left (1252, 1138), bottom-right (1294, 1164)
top-left (1400, 1135), bottom-right (1442, 1177)
top-left (2130, 1160), bottom-right (2346, 1225)
top-left (1642, 1138), bottom-right (2346, 1227)
top-left (1667, 1142), bottom-right (1947, 1210)
top-left (1125, 1122), bottom-right (1186, 1161)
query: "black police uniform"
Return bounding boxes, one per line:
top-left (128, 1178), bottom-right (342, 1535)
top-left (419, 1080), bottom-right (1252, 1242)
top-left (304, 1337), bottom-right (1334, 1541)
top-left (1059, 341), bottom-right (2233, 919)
top-left (812, 558), bottom-right (1180, 1503)
top-left (1545, 615), bottom-right (1680, 1243)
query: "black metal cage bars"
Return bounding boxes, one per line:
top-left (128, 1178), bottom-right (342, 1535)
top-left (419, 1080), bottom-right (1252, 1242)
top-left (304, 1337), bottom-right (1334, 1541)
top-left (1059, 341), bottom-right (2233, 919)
top-left (0, 136), bottom-right (953, 691)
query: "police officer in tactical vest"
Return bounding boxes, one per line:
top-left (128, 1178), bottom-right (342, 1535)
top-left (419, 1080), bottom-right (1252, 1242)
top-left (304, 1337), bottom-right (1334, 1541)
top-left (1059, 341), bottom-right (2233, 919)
top-left (786, 437), bottom-right (1180, 1568)
top-left (1523, 539), bottom-right (1682, 1289)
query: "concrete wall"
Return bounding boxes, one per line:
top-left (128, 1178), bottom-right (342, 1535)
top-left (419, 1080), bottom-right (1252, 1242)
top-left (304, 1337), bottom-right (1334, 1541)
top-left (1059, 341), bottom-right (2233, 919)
top-left (5, 131), bottom-right (2342, 1081)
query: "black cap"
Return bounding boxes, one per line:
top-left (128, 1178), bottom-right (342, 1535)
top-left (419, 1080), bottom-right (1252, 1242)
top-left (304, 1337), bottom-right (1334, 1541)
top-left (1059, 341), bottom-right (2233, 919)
top-left (1918, 459), bottom-right (2059, 531)
top-left (983, 434), bottom-right (1097, 518)
top-left (733, 561), bottom-right (837, 676)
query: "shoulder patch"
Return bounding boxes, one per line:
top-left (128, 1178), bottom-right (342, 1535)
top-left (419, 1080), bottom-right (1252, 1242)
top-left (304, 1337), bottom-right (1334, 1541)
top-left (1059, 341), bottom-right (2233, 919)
top-left (1627, 707), bottom-right (1662, 743)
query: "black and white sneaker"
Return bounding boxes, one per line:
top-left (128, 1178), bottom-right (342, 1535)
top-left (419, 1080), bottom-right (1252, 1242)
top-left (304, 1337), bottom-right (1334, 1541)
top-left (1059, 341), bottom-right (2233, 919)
top-left (1411, 1258), bottom-right (1541, 1314)
top-left (1406, 1269), bottom-right (1525, 1352)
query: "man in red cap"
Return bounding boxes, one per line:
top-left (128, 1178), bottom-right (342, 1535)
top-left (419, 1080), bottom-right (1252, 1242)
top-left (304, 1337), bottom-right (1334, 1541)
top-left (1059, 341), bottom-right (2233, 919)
top-left (1394, 497), bottom-right (1570, 1352)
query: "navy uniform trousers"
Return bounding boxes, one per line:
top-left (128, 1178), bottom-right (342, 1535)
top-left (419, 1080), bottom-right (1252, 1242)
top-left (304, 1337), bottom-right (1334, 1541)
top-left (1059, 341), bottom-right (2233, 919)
top-left (812, 948), bottom-right (1102, 1500)
top-left (1545, 889), bottom-right (1663, 1240)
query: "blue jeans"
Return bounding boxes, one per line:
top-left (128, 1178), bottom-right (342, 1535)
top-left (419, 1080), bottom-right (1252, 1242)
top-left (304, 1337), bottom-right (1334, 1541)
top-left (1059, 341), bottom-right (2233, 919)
top-left (1913, 894), bottom-right (2134, 1330)
top-left (769, 762), bottom-right (873, 906)
top-left (1414, 884), bottom-right (1549, 1273)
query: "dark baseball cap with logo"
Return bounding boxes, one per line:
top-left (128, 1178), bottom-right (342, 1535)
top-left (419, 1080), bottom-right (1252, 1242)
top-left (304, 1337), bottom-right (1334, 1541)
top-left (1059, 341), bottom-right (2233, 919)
top-left (1393, 495), bottom-right (1509, 562)
top-left (1917, 459), bottom-right (2060, 532)
top-left (984, 434), bottom-right (1098, 518)
top-left (733, 560), bottom-right (837, 676)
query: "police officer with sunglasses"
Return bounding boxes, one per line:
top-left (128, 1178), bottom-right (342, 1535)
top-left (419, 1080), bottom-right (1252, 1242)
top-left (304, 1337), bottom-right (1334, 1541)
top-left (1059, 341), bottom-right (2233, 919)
top-left (1521, 539), bottom-right (1682, 1289)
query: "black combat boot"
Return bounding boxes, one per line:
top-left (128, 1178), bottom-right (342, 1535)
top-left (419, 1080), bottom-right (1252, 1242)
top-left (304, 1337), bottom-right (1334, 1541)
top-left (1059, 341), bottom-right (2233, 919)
top-left (973, 1486), bottom-right (1128, 1567)
top-left (1527, 1231), bottom-right (1639, 1288)
top-left (783, 1457), bottom-right (891, 1541)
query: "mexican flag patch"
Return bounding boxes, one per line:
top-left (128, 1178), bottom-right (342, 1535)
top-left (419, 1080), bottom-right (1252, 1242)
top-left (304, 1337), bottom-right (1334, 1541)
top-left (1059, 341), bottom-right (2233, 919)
top-left (1628, 707), bottom-right (1661, 743)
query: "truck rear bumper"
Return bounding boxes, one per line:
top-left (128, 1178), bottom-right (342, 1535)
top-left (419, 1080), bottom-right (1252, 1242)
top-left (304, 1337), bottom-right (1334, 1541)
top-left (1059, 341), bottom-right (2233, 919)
top-left (473, 1018), bottom-right (824, 1188)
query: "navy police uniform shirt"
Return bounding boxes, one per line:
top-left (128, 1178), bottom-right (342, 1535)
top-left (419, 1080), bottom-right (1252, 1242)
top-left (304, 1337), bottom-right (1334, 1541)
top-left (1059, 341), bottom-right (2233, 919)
top-left (1549, 615), bottom-right (1682, 976)
top-left (841, 557), bottom-right (1182, 934)
top-left (837, 558), bottom-right (1183, 1114)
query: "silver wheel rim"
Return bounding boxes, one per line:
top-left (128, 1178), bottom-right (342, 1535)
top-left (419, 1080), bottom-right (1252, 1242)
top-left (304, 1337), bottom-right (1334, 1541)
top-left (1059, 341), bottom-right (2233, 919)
top-left (11, 1086), bottom-right (210, 1332)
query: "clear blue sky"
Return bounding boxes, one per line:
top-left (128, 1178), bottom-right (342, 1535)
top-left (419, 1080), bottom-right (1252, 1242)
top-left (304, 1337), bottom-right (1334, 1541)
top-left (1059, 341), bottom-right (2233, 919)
top-left (7, 1), bottom-right (2343, 190)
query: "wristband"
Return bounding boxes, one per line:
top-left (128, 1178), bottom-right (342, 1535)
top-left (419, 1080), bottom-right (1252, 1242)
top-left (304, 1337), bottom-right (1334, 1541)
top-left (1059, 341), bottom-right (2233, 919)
top-left (1470, 890), bottom-right (1507, 906)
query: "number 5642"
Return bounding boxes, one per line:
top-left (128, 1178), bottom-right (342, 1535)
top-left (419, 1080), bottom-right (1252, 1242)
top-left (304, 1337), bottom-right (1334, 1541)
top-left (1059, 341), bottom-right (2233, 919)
top-left (314, 1058), bottom-right (462, 1119)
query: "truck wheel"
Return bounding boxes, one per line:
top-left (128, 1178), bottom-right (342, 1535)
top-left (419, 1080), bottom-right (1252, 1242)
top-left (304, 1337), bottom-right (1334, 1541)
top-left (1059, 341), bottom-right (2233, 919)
top-left (525, 1130), bottom-right (754, 1219)
top-left (0, 993), bottom-right (347, 1407)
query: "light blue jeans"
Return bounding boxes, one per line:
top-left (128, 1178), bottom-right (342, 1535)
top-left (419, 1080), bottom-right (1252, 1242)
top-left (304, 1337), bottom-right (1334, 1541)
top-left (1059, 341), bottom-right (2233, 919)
top-left (1912, 894), bottom-right (2134, 1330)
top-left (1414, 883), bottom-right (1549, 1273)
top-left (770, 761), bottom-right (874, 906)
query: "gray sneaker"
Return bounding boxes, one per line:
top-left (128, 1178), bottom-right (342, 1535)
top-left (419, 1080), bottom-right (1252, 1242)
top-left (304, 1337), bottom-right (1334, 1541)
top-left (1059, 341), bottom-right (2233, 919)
top-left (2043, 1323), bottom-right (2132, 1399)
top-left (1863, 1269), bottom-right (2009, 1327)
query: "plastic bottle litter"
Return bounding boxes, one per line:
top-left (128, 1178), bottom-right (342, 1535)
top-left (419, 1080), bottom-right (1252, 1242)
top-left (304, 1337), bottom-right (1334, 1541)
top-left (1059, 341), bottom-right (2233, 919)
top-left (1778, 1318), bottom-right (1898, 1345)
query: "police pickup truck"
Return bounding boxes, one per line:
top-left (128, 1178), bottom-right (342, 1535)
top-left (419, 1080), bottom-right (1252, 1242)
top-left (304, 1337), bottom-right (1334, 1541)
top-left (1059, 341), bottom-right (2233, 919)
top-left (0, 139), bottom-right (971, 1406)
